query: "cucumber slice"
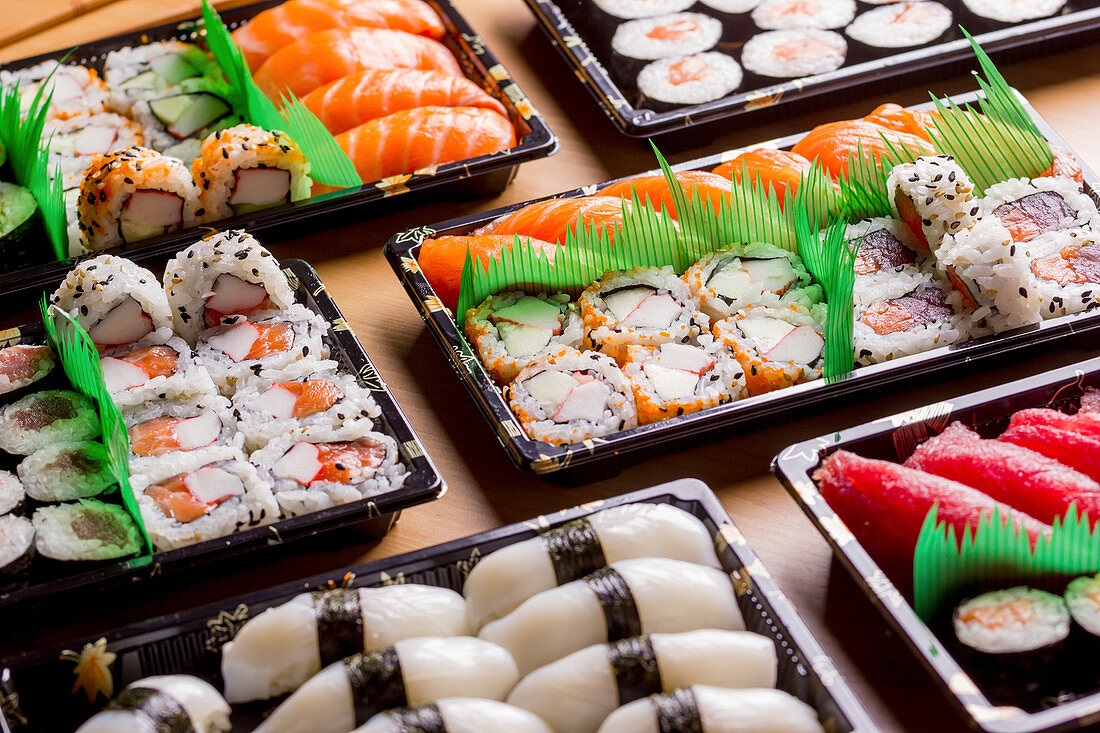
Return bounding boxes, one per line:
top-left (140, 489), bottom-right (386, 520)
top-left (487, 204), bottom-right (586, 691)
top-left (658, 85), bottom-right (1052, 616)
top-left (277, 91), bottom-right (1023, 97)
top-left (118, 69), bottom-right (159, 91)
top-left (166, 93), bottom-right (231, 140)
top-left (148, 94), bottom-right (193, 126)
top-left (151, 53), bottom-right (200, 85)
top-left (0, 183), bottom-right (38, 245)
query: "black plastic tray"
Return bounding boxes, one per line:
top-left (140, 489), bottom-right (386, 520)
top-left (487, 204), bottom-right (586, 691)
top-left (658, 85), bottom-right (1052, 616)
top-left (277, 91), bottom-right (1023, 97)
top-left (0, 258), bottom-right (444, 610)
top-left (385, 90), bottom-right (1100, 477)
top-left (771, 358), bottom-right (1100, 733)
top-left (0, 479), bottom-right (876, 732)
top-left (522, 0), bottom-right (1100, 137)
top-left (0, 0), bottom-right (557, 299)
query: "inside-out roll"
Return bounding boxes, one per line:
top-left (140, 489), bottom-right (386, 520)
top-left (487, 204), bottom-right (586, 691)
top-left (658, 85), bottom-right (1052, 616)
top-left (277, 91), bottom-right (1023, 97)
top-left (478, 557), bottom-right (743, 674)
top-left (254, 637), bottom-right (519, 733)
top-left (75, 675), bottom-right (230, 733)
top-left (221, 583), bottom-right (470, 703)
top-left (597, 685), bottom-right (824, 733)
top-left (354, 698), bottom-right (552, 733)
top-left (507, 629), bottom-right (778, 733)
top-left (464, 503), bottom-right (721, 631)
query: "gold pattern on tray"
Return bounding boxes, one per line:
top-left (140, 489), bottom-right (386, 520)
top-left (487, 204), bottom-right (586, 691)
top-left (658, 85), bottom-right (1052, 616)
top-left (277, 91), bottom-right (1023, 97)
top-left (718, 523), bottom-right (747, 550)
top-left (487, 64), bottom-right (509, 82)
top-left (820, 514), bottom-right (855, 547)
top-left (394, 226), bottom-right (437, 245)
top-left (424, 295), bottom-right (447, 314)
top-left (0, 327), bottom-right (21, 347)
top-left (866, 570), bottom-right (905, 609)
top-left (356, 362), bottom-right (383, 392)
top-left (461, 33), bottom-right (486, 55)
top-left (502, 84), bottom-right (536, 119)
top-left (502, 420), bottom-right (523, 438)
top-left (281, 268), bottom-right (300, 291)
top-left (400, 256), bottom-right (422, 275)
top-left (401, 441), bottom-right (424, 460)
top-left (579, 184), bottom-right (598, 196)
top-left (331, 317), bottom-right (351, 333)
top-left (744, 89), bottom-right (785, 111)
top-left (380, 570), bottom-right (406, 585)
top-left (455, 547), bottom-right (483, 577)
top-left (204, 604), bottom-right (250, 653)
top-left (60, 638), bottom-right (115, 703)
top-left (376, 174), bottom-right (413, 196)
top-left (730, 566), bottom-right (753, 597)
top-left (0, 689), bottom-right (26, 727)
top-left (414, 164), bottom-right (440, 178)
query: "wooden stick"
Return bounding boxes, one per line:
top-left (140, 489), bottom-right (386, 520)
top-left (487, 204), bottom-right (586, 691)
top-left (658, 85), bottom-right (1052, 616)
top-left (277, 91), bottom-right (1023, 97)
top-left (0, 0), bottom-right (124, 49)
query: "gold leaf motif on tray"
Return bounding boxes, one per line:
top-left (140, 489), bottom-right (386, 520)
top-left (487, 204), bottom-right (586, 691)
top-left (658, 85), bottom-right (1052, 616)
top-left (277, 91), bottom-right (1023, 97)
top-left (393, 226), bottom-right (437, 246)
top-left (400, 256), bottom-right (421, 274)
top-left (0, 327), bottom-right (21, 347)
top-left (744, 90), bottom-right (784, 111)
top-left (376, 174), bottom-right (412, 196)
top-left (0, 690), bottom-right (26, 727)
top-left (60, 638), bottom-right (116, 703)
top-left (357, 363), bottom-right (384, 392)
top-left (487, 64), bottom-right (509, 82)
top-left (380, 571), bottom-right (406, 585)
top-left (820, 515), bottom-right (855, 546)
top-left (401, 441), bottom-right (424, 460)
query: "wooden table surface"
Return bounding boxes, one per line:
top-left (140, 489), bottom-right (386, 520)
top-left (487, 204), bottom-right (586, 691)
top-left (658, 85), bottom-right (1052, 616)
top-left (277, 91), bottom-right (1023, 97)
top-left (3, 2), bottom-right (1100, 731)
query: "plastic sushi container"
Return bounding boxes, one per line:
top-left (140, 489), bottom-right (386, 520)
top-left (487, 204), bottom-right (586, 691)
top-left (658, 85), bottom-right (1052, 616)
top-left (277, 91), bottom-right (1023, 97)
top-left (0, 256), bottom-right (443, 610)
top-left (522, 0), bottom-right (1100, 136)
top-left (385, 90), bottom-right (1100, 477)
top-left (0, 0), bottom-right (556, 301)
top-left (770, 357), bottom-right (1100, 732)
top-left (0, 478), bottom-right (875, 732)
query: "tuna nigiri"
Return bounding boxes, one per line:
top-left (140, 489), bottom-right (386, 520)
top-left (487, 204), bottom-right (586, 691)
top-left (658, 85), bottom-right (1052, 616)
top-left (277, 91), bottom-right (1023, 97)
top-left (473, 196), bottom-right (632, 245)
top-left (303, 68), bottom-right (504, 135)
top-left (1000, 423), bottom-right (1100, 487)
top-left (814, 450), bottom-right (1050, 585)
top-left (904, 421), bottom-right (1100, 526)
top-left (254, 27), bottom-right (462, 101)
top-left (790, 120), bottom-right (934, 179)
top-left (863, 103), bottom-right (934, 143)
top-left (335, 106), bottom-right (514, 183)
top-left (597, 170), bottom-right (732, 218)
top-left (234, 0), bottom-right (445, 71)
top-left (1008, 407), bottom-right (1100, 437)
top-left (711, 148), bottom-right (814, 206)
top-left (417, 234), bottom-right (557, 311)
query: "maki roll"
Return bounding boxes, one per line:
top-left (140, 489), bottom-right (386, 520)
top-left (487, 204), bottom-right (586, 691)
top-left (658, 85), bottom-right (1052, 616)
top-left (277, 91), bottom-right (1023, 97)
top-left (103, 41), bottom-right (223, 115)
top-left (507, 629), bottom-right (777, 733)
top-left (250, 423), bottom-right (407, 517)
top-left (0, 61), bottom-right (109, 118)
top-left (0, 514), bottom-right (34, 577)
top-left (740, 30), bottom-right (847, 78)
top-left (683, 242), bottom-right (822, 322)
top-left (752, 0), bottom-right (856, 29)
top-left (51, 254), bottom-right (173, 350)
top-left (1028, 228), bottom-right (1100, 318)
top-left (846, 217), bottom-right (927, 310)
top-left (221, 583), bottom-right (470, 703)
top-left (594, 0), bottom-right (696, 19)
top-left (854, 281), bottom-right (970, 365)
top-left (579, 266), bottom-right (708, 363)
top-left (33, 499), bottom-right (142, 561)
top-left (75, 674), bottom-right (231, 733)
top-left (230, 358), bottom-right (382, 451)
top-left (0, 183), bottom-right (43, 266)
top-left (478, 557), bottom-right (743, 675)
top-left (192, 124), bottom-right (312, 221)
top-left (76, 147), bottom-right (202, 252)
top-left (0, 344), bottom-right (54, 396)
top-left (846, 2), bottom-right (953, 49)
top-left (505, 346), bottom-right (639, 445)
top-left (44, 112), bottom-right (144, 192)
top-left (18, 440), bottom-right (115, 502)
top-left (0, 471), bottom-right (24, 515)
top-left (100, 334), bottom-right (218, 408)
top-left (125, 393), bottom-right (242, 473)
top-left (463, 503), bottom-right (720, 630)
top-left (1066, 574), bottom-right (1100, 648)
top-left (637, 53), bottom-right (743, 106)
top-left (0, 390), bottom-right (100, 455)
top-left (130, 447), bottom-right (279, 550)
top-left (254, 637), bottom-right (519, 733)
top-left (599, 686), bottom-right (824, 733)
top-left (359, 699), bottom-right (552, 733)
top-left (887, 156), bottom-right (978, 253)
top-left (611, 13), bottom-right (724, 60)
top-left (979, 176), bottom-right (1100, 246)
top-left (962, 0), bottom-right (1066, 23)
top-left (621, 340), bottom-right (745, 424)
top-left (464, 291), bottom-right (584, 385)
top-left (712, 304), bottom-right (826, 396)
top-left (131, 87), bottom-right (237, 166)
top-left (163, 230), bottom-right (297, 342)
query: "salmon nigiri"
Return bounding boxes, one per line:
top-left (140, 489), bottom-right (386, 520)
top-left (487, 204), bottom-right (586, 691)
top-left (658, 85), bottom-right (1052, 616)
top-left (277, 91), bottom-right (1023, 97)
top-left (863, 103), bottom-right (934, 143)
top-left (598, 170), bottom-right (731, 218)
top-left (303, 68), bottom-right (504, 135)
top-left (791, 119), bottom-right (935, 179)
top-left (336, 106), bottom-right (514, 183)
top-left (254, 27), bottom-right (462, 101)
top-left (233, 0), bottom-right (446, 71)
top-left (712, 148), bottom-right (813, 205)
top-left (418, 234), bottom-right (558, 310)
top-left (473, 196), bottom-right (633, 245)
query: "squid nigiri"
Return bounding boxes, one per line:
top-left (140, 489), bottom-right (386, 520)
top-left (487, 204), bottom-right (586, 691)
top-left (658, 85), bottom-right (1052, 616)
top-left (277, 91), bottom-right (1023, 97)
top-left (417, 234), bottom-right (557, 311)
top-left (711, 148), bottom-right (814, 205)
top-left (473, 196), bottom-right (636, 245)
top-left (336, 106), bottom-right (514, 183)
top-left (234, 0), bottom-right (445, 71)
top-left (254, 27), bottom-right (462, 101)
top-left (303, 68), bottom-right (504, 135)
top-left (598, 170), bottom-right (732, 218)
top-left (790, 119), bottom-right (934, 179)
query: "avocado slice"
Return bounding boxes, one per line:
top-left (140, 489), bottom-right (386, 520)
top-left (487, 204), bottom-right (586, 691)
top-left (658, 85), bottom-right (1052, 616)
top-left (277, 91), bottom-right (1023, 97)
top-left (0, 183), bottom-right (38, 245)
top-left (118, 69), bottom-right (159, 91)
top-left (166, 93), bottom-right (231, 139)
top-left (148, 94), bottom-right (193, 126)
top-left (151, 53), bottom-right (200, 85)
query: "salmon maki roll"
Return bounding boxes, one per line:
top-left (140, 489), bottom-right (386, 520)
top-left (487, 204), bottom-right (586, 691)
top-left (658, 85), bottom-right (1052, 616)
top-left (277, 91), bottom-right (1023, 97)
top-left (417, 234), bottom-right (558, 312)
top-left (473, 196), bottom-right (630, 245)
top-left (234, 0), bottom-right (445, 71)
top-left (598, 170), bottom-right (732, 218)
top-left (336, 106), bottom-right (515, 183)
top-left (790, 119), bottom-right (934, 179)
top-left (712, 148), bottom-right (813, 205)
top-left (303, 68), bottom-right (504, 135)
top-left (254, 27), bottom-right (462, 101)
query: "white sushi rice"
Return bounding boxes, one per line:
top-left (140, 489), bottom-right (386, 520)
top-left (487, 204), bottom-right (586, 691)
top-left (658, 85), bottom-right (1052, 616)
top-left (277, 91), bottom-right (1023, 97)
top-left (611, 13), bottom-right (724, 60)
top-left (0, 471), bottom-right (24, 515)
top-left (124, 393), bottom-right (243, 477)
top-left (0, 344), bottom-right (54, 395)
top-left (33, 499), bottom-right (141, 561)
top-left (701, 0), bottom-right (763, 12)
top-left (752, 0), bottom-right (856, 29)
top-left (846, 2), bottom-right (952, 47)
top-left (638, 52), bottom-right (744, 104)
top-left (1066, 574), bottom-right (1100, 636)
top-left (954, 587), bottom-right (1069, 653)
top-left (103, 41), bottom-right (210, 112)
top-left (853, 281), bottom-right (970, 365)
top-left (594, 0), bottom-right (695, 18)
top-left (962, 0), bottom-right (1066, 22)
top-left (741, 30), bottom-right (847, 78)
top-left (101, 332), bottom-right (219, 409)
top-left (18, 440), bottom-right (115, 502)
top-left (250, 423), bottom-right (407, 518)
top-left (0, 514), bottom-right (34, 573)
top-left (1028, 228), bottom-right (1100, 319)
top-left (887, 156), bottom-right (979, 251)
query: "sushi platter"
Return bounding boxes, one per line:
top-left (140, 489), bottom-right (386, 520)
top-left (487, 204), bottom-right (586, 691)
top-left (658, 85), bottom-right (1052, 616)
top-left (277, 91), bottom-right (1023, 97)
top-left (523, 0), bottom-right (1100, 136)
top-left (385, 89), bottom-right (1100, 476)
top-left (0, 0), bottom-right (556, 300)
top-left (0, 237), bottom-right (444, 609)
top-left (0, 479), bottom-right (876, 732)
top-left (772, 358), bottom-right (1100, 733)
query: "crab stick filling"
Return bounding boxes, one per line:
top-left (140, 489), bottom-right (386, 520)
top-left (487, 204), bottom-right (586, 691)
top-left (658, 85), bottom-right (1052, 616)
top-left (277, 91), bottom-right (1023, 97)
top-left (708, 256), bottom-right (798, 303)
top-left (273, 438), bottom-right (387, 486)
top-left (88, 297), bottom-right (155, 348)
top-left (119, 190), bottom-right (184, 243)
top-left (602, 286), bottom-right (682, 330)
top-left (206, 321), bottom-right (293, 362)
top-left (102, 345), bottom-right (179, 392)
top-left (146, 465), bottom-right (245, 523)
top-left (129, 411), bottom-right (221, 457)
top-left (738, 317), bottom-right (823, 364)
top-left (641, 343), bottom-right (715, 401)
top-left (204, 274), bottom-right (273, 327)
top-left (523, 369), bottom-right (612, 423)
top-left (230, 167), bottom-right (291, 213)
top-left (256, 380), bottom-right (344, 419)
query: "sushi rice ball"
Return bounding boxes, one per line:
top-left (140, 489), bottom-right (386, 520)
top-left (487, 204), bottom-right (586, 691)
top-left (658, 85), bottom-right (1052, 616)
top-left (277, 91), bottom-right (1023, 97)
top-left (741, 30), bottom-right (847, 78)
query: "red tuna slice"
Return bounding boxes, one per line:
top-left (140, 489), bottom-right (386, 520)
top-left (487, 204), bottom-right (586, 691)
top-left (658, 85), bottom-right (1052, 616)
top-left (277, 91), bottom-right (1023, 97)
top-left (904, 421), bottom-right (1100, 526)
top-left (813, 450), bottom-right (1050, 589)
top-left (1000, 423), bottom-right (1100, 491)
top-left (1082, 387), bottom-right (1100, 414)
top-left (1008, 408), bottom-right (1100, 439)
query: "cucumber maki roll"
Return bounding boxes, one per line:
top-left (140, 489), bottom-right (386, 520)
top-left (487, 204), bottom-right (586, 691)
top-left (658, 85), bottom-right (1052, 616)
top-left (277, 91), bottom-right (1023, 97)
top-left (621, 339), bottom-right (745, 424)
top-left (0, 514), bottom-right (34, 577)
top-left (103, 41), bottom-right (223, 115)
top-left (0, 344), bottom-right (54, 396)
top-left (75, 674), bottom-right (231, 733)
top-left (0, 182), bottom-right (41, 265)
top-left (0, 390), bottom-right (100, 456)
top-left (712, 304), bottom-right (826, 396)
top-left (683, 242), bottom-right (822, 322)
top-left (505, 345), bottom-right (639, 445)
top-left (599, 686), bottom-right (825, 733)
top-left (18, 440), bottom-right (115, 502)
top-left (32, 499), bottom-right (141, 561)
top-left (0, 471), bottom-right (24, 515)
top-left (465, 291), bottom-right (584, 385)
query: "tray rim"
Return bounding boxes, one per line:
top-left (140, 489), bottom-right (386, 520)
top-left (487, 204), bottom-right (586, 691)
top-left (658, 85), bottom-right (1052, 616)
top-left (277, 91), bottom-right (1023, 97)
top-left (770, 356), bottom-right (1100, 733)
top-left (384, 88), bottom-right (1100, 475)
